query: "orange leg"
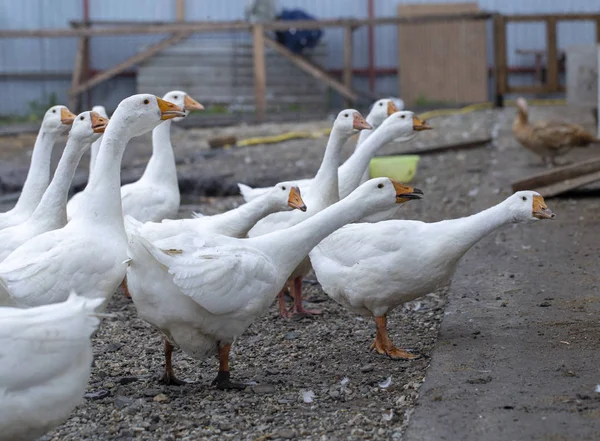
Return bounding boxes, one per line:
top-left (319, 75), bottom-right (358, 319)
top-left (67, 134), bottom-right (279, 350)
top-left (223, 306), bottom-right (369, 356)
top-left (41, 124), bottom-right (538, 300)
top-left (212, 343), bottom-right (246, 390)
top-left (277, 289), bottom-right (291, 318)
top-left (161, 339), bottom-right (186, 385)
top-left (121, 277), bottom-right (131, 299)
top-left (290, 276), bottom-right (322, 316)
top-left (370, 315), bottom-right (418, 360)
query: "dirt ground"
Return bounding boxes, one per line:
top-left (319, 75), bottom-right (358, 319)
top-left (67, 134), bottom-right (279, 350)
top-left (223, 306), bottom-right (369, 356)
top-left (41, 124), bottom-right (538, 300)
top-left (1, 104), bottom-right (599, 440)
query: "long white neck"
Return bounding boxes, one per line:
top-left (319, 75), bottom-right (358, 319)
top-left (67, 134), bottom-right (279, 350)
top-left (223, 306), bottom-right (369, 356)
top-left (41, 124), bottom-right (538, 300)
top-left (138, 120), bottom-right (178, 187)
top-left (434, 202), bottom-right (515, 262)
top-left (211, 194), bottom-right (290, 238)
top-left (73, 123), bottom-right (131, 226)
top-left (13, 128), bottom-right (61, 213)
top-left (355, 112), bottom-right (377, 149)
top-left (250, 191), bottom-right (377, 274)
top-left (29, 135), bottom-right (92, 226)
top-left (338, 125), bottom-right (397, 198)
top-left (311, 126), bottom-right (347, 207)
top-left (87, 135), bottom-right (103, 182)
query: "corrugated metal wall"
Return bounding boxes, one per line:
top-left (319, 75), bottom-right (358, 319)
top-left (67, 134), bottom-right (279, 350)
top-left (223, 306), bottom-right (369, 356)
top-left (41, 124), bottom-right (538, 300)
top-left (1, 0), bottom-right (599, 116)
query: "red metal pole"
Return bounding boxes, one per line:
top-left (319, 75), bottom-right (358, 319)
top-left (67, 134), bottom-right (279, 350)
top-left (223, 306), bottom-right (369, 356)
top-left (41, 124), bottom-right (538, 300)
top-left (367, 0), bottom-right (375, 94)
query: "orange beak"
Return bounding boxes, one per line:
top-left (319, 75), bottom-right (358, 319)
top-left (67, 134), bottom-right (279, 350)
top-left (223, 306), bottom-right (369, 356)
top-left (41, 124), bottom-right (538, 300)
top-left (184, 95), bottom-right (204, 111)
top-left (353, 112), bottom-right (373, 130)
top-left (156, 97), bottom-right (186, 120)
top-left (391, 180), bottom-right (424, 203)
top-left (412, 115), bottom-right (432, 131)
top-left (61, 108), bottom-right (76, 125)
top-left (90, 111), bottom-right (109, 133)
top-left (387, 101), bottom-right (399, 116)
top-left (532, 195), bottom-right (555, 220)
top-left (287, 186), bottom-right (307, 212)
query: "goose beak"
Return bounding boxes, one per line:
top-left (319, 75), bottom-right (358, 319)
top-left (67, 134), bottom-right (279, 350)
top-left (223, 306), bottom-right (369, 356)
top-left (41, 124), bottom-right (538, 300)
top-left (532, 195), bottom-right (555, 220)
top-left (391, 180), bottom-right (424, 203)
top-left (412, 115), bottom-right (432, 131)
top-left (61, 108), bottom-right (76, 125)
top-left (156, 97), bottom-right (186, 120)
top-left (90, 111), bottom-right (109, 133)
top-left (353, 112), bottom-right (373, 130)
top-left (387, 101), bottom-right (399, 116)
top-left (184, 95), bottom-right (205, 111)
top-left (287, 186), bottom-right (307, 212)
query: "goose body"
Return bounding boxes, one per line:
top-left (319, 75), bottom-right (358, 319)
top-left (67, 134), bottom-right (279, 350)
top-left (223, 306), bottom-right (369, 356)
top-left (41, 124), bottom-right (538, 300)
top-left (0, 111), bottom-right (108, 262)
top-left (120, 91), bottom-right (203, 222)
top-left (0, 95), bottom-right (185, 308)
top-left (126, 178), bottom-right (422, 386)
top-left (66, 105), bottom-right (109, 220)
top-left (310, 191), bottom-right (555, 358)
top-left (0, 294), bottom-right (103, 441)
top-left (0, 106), bottom-right (75, 230)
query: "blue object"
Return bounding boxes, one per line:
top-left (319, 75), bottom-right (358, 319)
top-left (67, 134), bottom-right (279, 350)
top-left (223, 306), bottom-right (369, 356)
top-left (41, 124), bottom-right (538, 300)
top-left (275, 9), bottom-right (323, 54)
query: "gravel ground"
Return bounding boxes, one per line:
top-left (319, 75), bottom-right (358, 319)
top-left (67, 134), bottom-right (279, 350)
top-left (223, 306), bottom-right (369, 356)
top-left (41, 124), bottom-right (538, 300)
top-left (1, 104), bottom-right (596, 440)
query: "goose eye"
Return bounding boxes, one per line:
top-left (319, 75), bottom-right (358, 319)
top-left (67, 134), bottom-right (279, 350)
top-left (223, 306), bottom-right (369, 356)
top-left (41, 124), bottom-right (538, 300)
top-left (379, 103), bottom-right (383, 106)
top-left (52, 109), bottom-right (56, 113)
top-left (522, 196), bottom-right (527, 201)
top-left (281, 186), bottom-right (286, 190)
top-left (143, 99), bottom-right (150, 105)
top-left (80, 116), bottom-right (84, 120)
top-left (344, 113), bottom-right (349, 117)
top-left (377, 183), bottom-right (384, 189)
top-left (401, 115), bottom-right (406, 119)
top-left (174, 95), bottom-right (178, 99)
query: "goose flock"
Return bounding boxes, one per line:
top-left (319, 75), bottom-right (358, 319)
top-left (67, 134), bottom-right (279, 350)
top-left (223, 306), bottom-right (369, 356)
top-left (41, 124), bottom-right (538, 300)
top-left (0, 91), bottom-right (556, 440)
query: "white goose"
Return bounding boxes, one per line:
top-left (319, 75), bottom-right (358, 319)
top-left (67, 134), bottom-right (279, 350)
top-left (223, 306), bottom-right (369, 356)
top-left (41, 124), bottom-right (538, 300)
top-left (0, 111), bottom-right (108, 262)
top-left (238, 110), bottom-right (429, 203)
top-left (0, 293), bottom-right (103, 441)
top-left (127, 182), bottom-right (307, 243)
top-left (0, 106), bottom-right (75, 230)
top-left (121, 90), bottom-right (204, 222)
top-left (310, 191), bottom-right (555, 359)
top-left (125, 178), bottom-right (422, 387)
top-left (248, 109), bottom-right (371, 317)
top-left (0, 95), bottom-right (185, 308)
top-left (66, 105), bottom-right (109, 220)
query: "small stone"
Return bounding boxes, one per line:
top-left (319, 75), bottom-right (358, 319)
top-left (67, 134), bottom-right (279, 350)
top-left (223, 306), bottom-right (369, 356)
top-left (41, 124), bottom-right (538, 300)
top-left (284, 331), bottom-right (299, 340)
top-left (104, 342), bottom-right (122, 353)
top-left (539, 302), bottom-right (552, 307)
top-left (153, 393), bottom-right (169, 402)
top-left (117, 376), bottom-right (138, 385)
top-left (84, 390), bottom-right (110, 400)
top-left (466, 376), bottom-right (492, 385)
top-left (251, 384), bottom-right (276, 394)
top-left (143, 388), bottom-right (163, 397)
top-left (113, 395), bottom-right (134, 409)
top-left (275, 428), bottom-right (296, 439)
top-left (360, 364), bottom-right (374, 373)
top-left (328, 389), bottom-right (341, 399)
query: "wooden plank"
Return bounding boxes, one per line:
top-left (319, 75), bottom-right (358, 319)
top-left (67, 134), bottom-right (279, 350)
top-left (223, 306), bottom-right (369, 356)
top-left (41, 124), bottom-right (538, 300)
top-left (518, 170), bottom-right (600, 198)
top-left (504, 13), bottom-right (600, 23)
top-left (388, 137), bottom-right (491, 156)
top-left (264, 37), bottom-right (360, 102)
top-left (175, 0), bottom-right (185, 22)
top-left (546, 17), bottom-right (559, 92)
top-left (493, 13), bottom-right (507, 100)
top-left (511, 157), bottom-right (600, 191)
top-left (343, 25), bottom-right (354, 107)
top-left (69, 35), bottom-right (87, 111)
top-left (252, 24), bottom-right (267, 122)
top-left (596, 17), bottom-right (600, 43)
top-left (68, 32), bottom-right (190, 97)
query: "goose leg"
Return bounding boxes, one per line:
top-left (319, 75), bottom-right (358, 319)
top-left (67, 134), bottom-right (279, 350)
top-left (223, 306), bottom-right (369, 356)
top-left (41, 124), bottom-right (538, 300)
top-left (277, 289), bottom-right (291, 318)
top-left (212, 343), bottom-right (246, 390)
top-left (290, 276), bottom-right (322, 316)
top-left (120, 277), bottom-right (131, 298)
top-left (161, 339), bottom-right (186, 385)
top-left (371, 315), bottom-right (418, 360)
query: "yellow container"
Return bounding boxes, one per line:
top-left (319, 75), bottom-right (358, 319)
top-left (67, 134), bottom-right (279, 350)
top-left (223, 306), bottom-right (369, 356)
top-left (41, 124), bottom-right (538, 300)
top-left (368, 155), bottom-right (420, 183)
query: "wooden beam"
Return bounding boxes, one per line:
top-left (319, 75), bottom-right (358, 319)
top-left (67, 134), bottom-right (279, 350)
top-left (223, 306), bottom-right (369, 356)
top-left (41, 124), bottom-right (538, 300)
top-left (68, 32), bottom-right (190, 97)
top-left (175, 0), bottom-right (185, 22)
top-left (264, 37), bottom-right (358, 102)
top-left (391, 137), bottom-right (491, 156)
top-left (343, 25), bottom-right (354, 107)
top-left (527, 170), bottom-right (600, 198)
top-left (505, 85), bottom-right (565, 94)
top-left (493, 13), bottom-right (507, 103)
top-left (546, 17), bottom-right (559, 92)
top-left (504, 13), bottom-right (600, 23)
top-left (596, 17), bottom-right (600, 43)
top-left (252, 24), bottom-right (267, 122)
top-left (69, 35), bottom-right (87, 111)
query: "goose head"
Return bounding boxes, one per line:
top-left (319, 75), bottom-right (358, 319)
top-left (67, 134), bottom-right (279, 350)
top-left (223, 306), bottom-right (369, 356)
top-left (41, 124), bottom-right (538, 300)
top-left (162, 90), bottom-right (204, 122)
top-left (378, 110), bottom-right (432, 143)
top-left (110, 94), bottom-right (186, 138)
top-left (266, 181), bottom-right (307, 212)
top-left (68, 111), bottom-right (109, 146)
top-left (368, 98), bottom-right (401, 128)
top-left (350, 177), bottom-right (423, 212)
top-left (42, 105), bottom-right (76, 134)
top-left (332, 109), bottom-right (372, 137)
top-left (515, 97), bottom-right (529, 123)
top-left (506, 191), bottom-right (555, 223)
top-left (91, 105), bottom-right (109, 119)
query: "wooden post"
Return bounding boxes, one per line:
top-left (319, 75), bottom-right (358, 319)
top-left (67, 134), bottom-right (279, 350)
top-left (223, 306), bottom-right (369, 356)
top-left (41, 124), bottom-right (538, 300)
top-left (493, 14), bottom-right (507, 107)
top-left (343, 25), bottom-right (354, 107)
top-left (546, 16), bottom-right (558, 92)
top-left (252, 24), bottom-right (267, 122)
top-left (69, 34), bottom-right (87, 111)
top-left (596, 17), bottom-right (600, 43)
top-left (175, 0), bottom-right (185, 22)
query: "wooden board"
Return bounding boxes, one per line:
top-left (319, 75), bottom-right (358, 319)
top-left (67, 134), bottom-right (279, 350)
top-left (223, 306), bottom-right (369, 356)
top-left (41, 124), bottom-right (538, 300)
top-left (397, 3), bottom-right (488, 106)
